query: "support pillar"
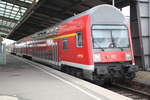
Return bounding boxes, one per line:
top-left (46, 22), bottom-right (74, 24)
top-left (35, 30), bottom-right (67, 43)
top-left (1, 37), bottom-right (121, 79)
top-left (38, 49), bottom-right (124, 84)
top-left (130, 0), bottom-right (150, 70)
top-left (0, 42), bottom-right (6, 64)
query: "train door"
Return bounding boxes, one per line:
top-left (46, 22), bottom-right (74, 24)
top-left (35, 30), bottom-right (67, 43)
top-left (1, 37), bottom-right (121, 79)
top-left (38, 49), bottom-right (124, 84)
top-left (53, 40), bottom-right (59, 66)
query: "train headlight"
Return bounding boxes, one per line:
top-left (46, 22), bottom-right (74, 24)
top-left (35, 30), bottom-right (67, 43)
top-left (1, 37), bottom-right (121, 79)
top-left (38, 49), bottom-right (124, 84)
top-left (125, 53), bottom-right (132, 60)
top-left (93, 54), bottom-right (101, 62)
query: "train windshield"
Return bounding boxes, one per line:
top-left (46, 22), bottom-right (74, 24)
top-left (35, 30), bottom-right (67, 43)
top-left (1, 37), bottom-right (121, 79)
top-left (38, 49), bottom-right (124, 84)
top-left (92, 25), bottom-right (130, 49)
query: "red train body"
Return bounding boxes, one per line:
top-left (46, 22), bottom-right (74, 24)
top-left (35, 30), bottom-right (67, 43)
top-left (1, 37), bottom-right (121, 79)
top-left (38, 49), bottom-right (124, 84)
top-left (12, 5), bottom-right (137, 84)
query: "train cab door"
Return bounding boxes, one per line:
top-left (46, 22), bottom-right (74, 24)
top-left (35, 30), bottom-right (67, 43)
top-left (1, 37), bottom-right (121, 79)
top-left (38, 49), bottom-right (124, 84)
top-left (53, 41), bottom-right (59, 66)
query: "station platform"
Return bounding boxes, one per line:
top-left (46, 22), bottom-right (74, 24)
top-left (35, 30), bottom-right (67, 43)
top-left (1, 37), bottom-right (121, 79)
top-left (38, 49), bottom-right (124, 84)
top-left (0, 54), bottom-right (132, 100)
top-left (134, 71), bottom-right (150, 86)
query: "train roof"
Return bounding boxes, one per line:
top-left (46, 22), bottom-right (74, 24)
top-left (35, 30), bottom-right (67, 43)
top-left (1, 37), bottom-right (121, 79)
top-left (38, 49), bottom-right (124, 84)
top-left (61, 4), bottom-right (125, 25)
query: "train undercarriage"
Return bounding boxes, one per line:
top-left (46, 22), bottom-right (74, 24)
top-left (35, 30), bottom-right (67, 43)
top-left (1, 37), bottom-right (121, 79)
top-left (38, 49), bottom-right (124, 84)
top-left (93, 63), bottom-right (138, 85)
top-left (60, 62), bottom-right (138, 86)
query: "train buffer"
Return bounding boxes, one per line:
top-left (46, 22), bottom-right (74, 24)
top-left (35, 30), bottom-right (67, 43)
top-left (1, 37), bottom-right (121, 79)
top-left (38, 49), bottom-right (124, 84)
top-left (0, 54), bottom-right (133, 100)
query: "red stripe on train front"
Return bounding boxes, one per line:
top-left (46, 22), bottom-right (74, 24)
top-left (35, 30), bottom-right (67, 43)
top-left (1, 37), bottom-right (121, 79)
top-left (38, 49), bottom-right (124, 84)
top-left (93, 51), bottom-right (132, 63)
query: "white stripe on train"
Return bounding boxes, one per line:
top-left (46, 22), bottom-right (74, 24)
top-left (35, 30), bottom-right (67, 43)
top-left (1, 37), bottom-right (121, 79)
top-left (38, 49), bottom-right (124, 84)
top-left (32, 56), bottom-right (94, 71)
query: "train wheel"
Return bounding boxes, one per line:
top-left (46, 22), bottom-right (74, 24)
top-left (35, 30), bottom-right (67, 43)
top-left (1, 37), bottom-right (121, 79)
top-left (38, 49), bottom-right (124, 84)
top-left (124, 72), bottom-right (135, 81)
top-left (93, 74), bottom-right (105, 86)
top-left (76, 71), bottom-right (83, 79)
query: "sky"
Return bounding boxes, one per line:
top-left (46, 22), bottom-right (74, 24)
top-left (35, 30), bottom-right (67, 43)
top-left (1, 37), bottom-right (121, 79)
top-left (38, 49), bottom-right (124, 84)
top-left (2, 6), bottom-right (130, 45)
top-left (122, 6), bottom-right (130, 16)
top-left (2, 38), bottom-right (15, 45)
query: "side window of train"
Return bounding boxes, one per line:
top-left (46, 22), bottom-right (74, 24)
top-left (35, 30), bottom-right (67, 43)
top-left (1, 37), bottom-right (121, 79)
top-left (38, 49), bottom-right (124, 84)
top-left (63, 37), bottom-right (68, 50)
top-left (76, 32), bottom-right (83, 48)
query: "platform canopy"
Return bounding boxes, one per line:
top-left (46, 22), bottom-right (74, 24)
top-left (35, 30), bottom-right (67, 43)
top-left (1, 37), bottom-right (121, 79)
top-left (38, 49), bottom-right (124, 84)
top-left (0, 0), bottom-right (129, 40)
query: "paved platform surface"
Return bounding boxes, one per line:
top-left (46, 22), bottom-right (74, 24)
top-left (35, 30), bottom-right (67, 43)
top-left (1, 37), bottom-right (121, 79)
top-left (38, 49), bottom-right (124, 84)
top-left (134, 71), bottom-right (150, 86)
top-left (0, 54), bottom-right (132, 100)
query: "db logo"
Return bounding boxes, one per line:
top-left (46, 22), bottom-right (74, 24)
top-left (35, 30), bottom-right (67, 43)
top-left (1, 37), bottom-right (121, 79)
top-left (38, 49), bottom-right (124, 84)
top-left (77, 54), bottom-right (84, 58)
top-left (111, 54), bottom-right (117, 59)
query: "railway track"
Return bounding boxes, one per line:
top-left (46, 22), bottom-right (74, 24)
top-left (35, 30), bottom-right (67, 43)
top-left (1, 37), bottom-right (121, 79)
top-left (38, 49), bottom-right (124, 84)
top-left (107, 83), bottom-right (150, 100)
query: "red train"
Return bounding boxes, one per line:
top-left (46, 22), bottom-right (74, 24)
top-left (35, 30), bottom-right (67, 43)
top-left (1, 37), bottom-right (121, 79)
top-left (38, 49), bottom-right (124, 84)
top-left (12, 5), bottom-right (138, 84)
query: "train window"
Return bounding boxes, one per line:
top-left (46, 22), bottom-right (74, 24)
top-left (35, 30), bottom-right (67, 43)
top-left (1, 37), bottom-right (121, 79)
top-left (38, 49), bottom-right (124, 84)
top-left (63, 37), bottom-right (68, 50)
top-left (76, 32), bottom-right (83, 48)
